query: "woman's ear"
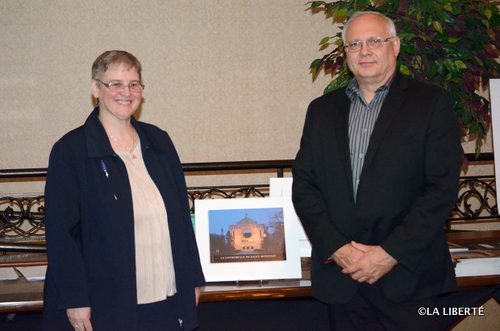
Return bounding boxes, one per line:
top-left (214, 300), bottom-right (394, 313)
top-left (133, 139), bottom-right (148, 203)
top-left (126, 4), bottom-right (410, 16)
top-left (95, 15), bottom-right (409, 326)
top-left (91, 79), bottom-right (99, 99)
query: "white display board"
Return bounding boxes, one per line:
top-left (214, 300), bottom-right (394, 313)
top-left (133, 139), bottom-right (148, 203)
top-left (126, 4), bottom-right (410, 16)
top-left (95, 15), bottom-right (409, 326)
top-left (194, 197), bottom-right (301, 282)
top-left (269, 177), bottom-right (312, 257)
top-left (490, 79), bottom-right (500, 207)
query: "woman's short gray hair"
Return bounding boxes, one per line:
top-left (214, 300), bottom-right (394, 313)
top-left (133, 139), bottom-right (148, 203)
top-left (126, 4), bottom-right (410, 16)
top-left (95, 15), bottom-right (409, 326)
top-left (91, 50), bottom-right (142, 81)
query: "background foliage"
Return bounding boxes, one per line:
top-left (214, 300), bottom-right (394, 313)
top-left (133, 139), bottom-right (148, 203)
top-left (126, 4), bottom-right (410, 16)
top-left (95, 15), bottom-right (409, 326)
top-left (308, 0), bottom-right (500, 153)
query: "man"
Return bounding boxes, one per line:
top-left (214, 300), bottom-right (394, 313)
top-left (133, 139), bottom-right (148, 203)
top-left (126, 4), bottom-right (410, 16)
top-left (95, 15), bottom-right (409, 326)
top-left (292, 11), bottom-right (462, 330)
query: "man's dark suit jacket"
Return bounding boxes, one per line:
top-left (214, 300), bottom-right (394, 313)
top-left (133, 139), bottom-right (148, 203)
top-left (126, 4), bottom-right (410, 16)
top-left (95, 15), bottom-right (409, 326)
top-left (292, 72), bottom-right (462, 304)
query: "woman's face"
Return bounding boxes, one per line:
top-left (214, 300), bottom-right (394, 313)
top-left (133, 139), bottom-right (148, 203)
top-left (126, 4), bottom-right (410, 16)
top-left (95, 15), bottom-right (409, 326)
top-left (91, 63), bottom-right (142, 121)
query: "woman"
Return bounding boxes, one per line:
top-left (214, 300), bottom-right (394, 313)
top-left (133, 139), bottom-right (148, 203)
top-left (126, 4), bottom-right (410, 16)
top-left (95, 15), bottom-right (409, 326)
top-left (43, 50), bottom-right (205, 330)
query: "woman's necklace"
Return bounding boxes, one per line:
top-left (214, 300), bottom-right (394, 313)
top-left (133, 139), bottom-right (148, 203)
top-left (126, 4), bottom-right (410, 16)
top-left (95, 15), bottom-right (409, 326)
top-left (110, 133), bottom-right (137, 159)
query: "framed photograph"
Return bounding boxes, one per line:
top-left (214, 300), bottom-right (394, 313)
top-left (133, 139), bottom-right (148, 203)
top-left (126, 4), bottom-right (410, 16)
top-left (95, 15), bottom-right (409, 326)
top-left (194, 197), bottom-right (302, 282)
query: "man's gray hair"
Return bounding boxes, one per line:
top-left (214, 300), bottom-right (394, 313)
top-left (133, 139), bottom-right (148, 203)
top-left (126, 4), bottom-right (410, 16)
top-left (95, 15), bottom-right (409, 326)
top-left (341, 11), bottom-right (397, 44)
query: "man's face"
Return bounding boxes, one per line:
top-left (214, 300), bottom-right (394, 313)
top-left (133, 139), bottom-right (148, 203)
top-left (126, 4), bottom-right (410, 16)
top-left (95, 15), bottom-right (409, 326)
top-left (345, 14), bottom-right (400, 86)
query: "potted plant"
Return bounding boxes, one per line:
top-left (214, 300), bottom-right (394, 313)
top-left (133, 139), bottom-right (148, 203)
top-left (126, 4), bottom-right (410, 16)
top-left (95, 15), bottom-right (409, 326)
top-left (308, 0), bottom-right (500, 154)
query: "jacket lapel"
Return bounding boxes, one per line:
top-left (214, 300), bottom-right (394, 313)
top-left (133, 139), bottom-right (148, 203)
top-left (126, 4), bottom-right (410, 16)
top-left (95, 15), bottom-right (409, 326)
top-left (84, 107), bottom-right (115, 158)
top-left (358, 73), bottom-right (409, 187)
top-left (332, 93), bottom-right (355, 199)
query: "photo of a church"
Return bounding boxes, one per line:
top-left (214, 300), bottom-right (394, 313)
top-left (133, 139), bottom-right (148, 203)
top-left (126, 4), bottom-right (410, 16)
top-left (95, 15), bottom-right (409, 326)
top-left (208, 208), bottom-right (286, 263)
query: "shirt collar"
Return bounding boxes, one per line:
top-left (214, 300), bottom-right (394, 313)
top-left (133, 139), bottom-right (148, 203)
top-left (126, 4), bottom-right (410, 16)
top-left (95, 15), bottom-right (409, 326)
top-left (345, 75), bottom-right (394, 102)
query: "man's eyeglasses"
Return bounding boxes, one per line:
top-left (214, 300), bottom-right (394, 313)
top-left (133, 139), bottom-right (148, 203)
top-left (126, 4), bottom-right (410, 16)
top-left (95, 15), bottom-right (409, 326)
top-left (344, 36), bottom-right (396, 52)
top-left (95, 79), bottom-right (145, 92)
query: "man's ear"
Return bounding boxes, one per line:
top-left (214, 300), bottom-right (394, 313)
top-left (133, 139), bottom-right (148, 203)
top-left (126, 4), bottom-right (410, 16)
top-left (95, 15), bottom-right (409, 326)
top-left (392, 37), bottom-right (401, 57)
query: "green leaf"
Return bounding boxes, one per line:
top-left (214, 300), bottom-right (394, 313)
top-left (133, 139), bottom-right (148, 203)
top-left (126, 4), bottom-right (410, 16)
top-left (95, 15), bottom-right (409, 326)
top-left (433, 21), bottom-right (443, 34)
top-left (447, 37), bottom-right (459, 43)
top-left (418, 34), bottom-right (431, 42)
top-left (319, 36), bottom-right (330, 46)
top-left (398, 31), bottom-right (416, 41)
top-left (473, 56), bottom-right (484, 67)
top-left (436, 9), bottom-right (453, 24)
top-left (310, 59), bottom-right (323, 81)
top-left (336, 8), bottom-right (348, 21)
top-left (443, 4), bottom-right (453, 13)
top-left (399, 64), bottom-right (411, 76)
top-left (454, 60), bottom-right (467, 70)
top-left (309, 1), bottom-right (325, 9)
top-left (428, 62), bottom-right (438, 78)
top-left (485, 9), bottom-right (492, 20)
top-left (481, 18), bottom-right (490, 29)
top-left (358, 0), bottom-right (368, 8)
top-left (319, 44), bottom-right (330, 51)
top-left (416, 10), bottom-right (422, 21)
top-left (310, 58), bottom-right (322, 70)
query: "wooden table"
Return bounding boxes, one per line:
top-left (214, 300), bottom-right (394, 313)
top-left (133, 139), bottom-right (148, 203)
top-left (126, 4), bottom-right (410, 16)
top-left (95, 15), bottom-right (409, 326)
top-left (447, 230), bottom-right (500, 288)
top-left (0, 253), bottom-right (46, 313)
top-left (1, 231), bottom-right (499, 313)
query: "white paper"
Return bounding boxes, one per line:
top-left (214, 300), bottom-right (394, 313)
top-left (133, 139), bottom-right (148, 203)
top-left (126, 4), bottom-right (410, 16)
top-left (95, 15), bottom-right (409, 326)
top-left (16, 265), bottom-right (47, 281)
top-left (269, 177), bottom-right (312, 257)
top-left (0, 267), bottom-right (19, 280)
top-left (449, 247), bottom-right (469, 253)
top-left (454, 257), bottom-right (500, 277)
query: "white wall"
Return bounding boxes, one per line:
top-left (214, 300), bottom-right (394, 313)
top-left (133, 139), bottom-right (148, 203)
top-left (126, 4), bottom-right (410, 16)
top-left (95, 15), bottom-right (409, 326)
top-left (0, 0), bottom-right (334, 172)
